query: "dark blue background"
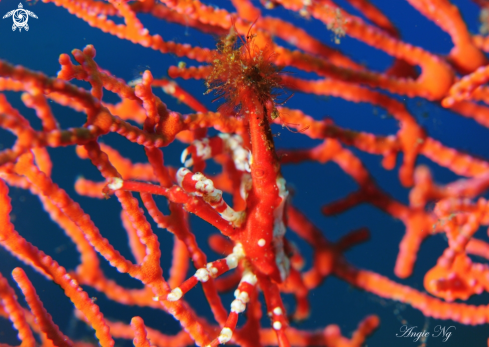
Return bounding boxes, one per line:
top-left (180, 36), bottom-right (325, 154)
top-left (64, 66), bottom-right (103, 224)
top-left (1, 0), bottom-right (489, 346)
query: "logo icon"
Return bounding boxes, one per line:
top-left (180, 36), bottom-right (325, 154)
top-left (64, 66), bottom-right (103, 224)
top-left (3, 3), bottom-right (38, 32)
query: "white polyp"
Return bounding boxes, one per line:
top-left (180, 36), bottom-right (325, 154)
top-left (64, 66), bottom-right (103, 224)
top-left (226, 255), bottom-right (238, 269)
top-left (232, 243), bottom-right (245, 259)
top-left (195, 268), bottom-right (210, 282)
top-left (236, 290), bottom-right (249, 303)
top-left (299, 8), bottom-right (308, 17)
top-left (162, 81), bottom-right (176, 95)
top-left (218, 327), bottom-right (233, 344)
top-left (152, 296), bottom-right (159, 301)
top-left (273, 307), bottom-right (283, 315)
top-left (273, 321), bottom-right (282, 330)
top-left (107, 177), bottom-right (123, 190)
top-left (167, 287), bottom-right (183, 301)
top-left (231, 299), bottom-right (246, 313)
top-left (206, 263), bottom-right (218, 276)
top-left (258, 239), bottom-right (266, 247)
top-left (241, 269), bottom-right (257, 286)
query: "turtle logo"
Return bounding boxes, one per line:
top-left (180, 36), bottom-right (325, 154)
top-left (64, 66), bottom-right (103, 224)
top-left (3, 3), bottom-right (38, 32)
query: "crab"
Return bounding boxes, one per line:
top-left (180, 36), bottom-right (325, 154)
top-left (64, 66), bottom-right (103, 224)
top-left (107, 130), bottom-right (298, 346)
top-left (105, 27), bottom-right (307, 347)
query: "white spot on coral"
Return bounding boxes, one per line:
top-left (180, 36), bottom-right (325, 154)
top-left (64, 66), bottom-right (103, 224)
top-left (231, 299), bottom-right (246, 313)
top-left (273, 307), bottom-right (283, 315)
top-left (162, 81), bottom-right (176, 95)
top-left (167, 287), bottom-right (182, 301)
top-left (218, 327), bottom-right (233, 344)
top-left (195, 268), bottom-right (210, 282)
top-left (107, 177), bottom-right (123, 190)
top-left (258, 239), bottom-right (266, 247)
top-left (273, 321), bottom-right (282, 330)
top-left (236, 291), bottom-right (249, 303)
top-left (233, 243), bottom-right (245, 259)
top-left (207, 263), bottom-right (218, 276)
top-left (241, 269), bottom-right (257, 286)
top-left (226, 255), bottom-right (238, 269)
